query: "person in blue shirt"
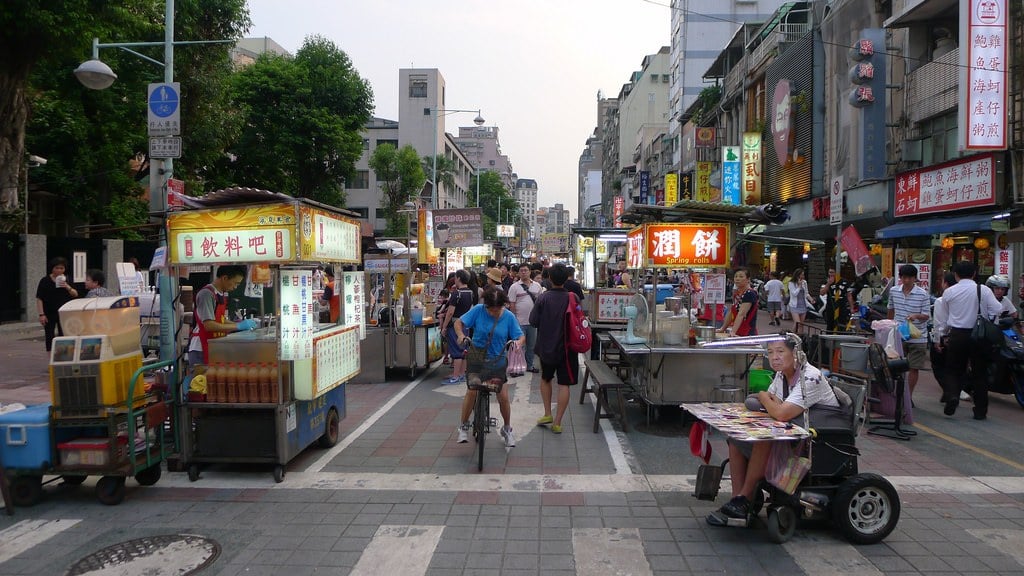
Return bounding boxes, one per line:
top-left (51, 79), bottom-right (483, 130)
top-left (454, 288), bottom-right (526, 448)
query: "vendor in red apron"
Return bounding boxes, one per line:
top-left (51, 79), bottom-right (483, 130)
top-left (187, 265), bottom-right (257, 367)
top-left (717, 266), bottom-right (759, 337)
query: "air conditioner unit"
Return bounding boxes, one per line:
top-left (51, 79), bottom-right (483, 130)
top-left (901, 139), bottom-right (922, 162)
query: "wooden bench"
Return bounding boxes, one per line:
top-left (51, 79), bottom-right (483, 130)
top-left (578, 358), bottom-right (630, 433)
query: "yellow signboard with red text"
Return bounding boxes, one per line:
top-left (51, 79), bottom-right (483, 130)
top-left (626, 223), bottom-right (730, 269)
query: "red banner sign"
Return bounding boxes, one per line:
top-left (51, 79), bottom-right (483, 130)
top-left (893, 154), bottom-right (996, 217)
top-left (840, 225), bottom-right (873, 277)
top-left (627, 224), bottom-right (730, 268)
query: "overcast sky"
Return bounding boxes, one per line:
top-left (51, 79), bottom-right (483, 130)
top-left (246, 0), bottom-right (671, 219)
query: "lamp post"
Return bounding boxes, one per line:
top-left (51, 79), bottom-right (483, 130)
top-left (73, 0), bottom-right (232, 367)
top-left (475, 167), bottom-right (481, 207)
top-left (24, 154), bottom-right (46, 234)
top-left (429, 108), bottom-right (484, 210)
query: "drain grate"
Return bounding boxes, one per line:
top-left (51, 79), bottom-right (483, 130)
top-left (66, 534), bottom-right (220, 576)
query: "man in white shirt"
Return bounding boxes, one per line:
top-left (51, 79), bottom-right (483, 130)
top-left (763, 271), bottom-right (784, 326)
top-left (887, 265), bottom-right (931, 399)
top-left (940, 261), bottom-right (1002, 419)
top-left (507, 264), bottom-right (543, 374)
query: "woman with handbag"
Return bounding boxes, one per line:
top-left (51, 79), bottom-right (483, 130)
top-left (453, 288), bottom-right (526, 448)
top-left (707, 333), bottom-right (843, 526)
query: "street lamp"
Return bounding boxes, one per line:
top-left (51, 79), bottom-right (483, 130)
top-left (24, 155), bottom-right (46, 234)
top-left (73, 0), bottom-right (232, 367)
top-left (429, 108), bottom-right (484, 210)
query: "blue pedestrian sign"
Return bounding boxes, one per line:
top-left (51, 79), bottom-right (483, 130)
top-left (147, 82), bottom-right (181, 136)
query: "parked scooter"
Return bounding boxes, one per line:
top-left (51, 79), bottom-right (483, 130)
top-left (991, 317), bottom-right (1024, 409)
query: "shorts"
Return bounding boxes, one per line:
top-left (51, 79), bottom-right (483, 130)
top-left (767, 301), bottom-right (781, 313)
top-left (445, 325), bottom-right (467, 359)
top-left (541, 352), bottom-right (580, 386)
top-left (904, 341), bottom-right (928, 370)
top-left (728, 438), bottom-right (754, 459)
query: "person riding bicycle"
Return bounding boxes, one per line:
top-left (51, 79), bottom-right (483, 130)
top-left (454, 288), bottom-right (526, 448)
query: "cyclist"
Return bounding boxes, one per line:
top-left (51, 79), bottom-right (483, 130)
top-left (454, 288), bottom-right (526, 447)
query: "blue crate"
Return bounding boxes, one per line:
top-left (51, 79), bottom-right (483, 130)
top-left (0, 404), bottom-right (53, 470)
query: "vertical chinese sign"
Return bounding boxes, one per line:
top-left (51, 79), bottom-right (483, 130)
top-left (721, 147), bottom-right (741, 205)
top-left (848, 29), bottom-right (887, 180)
top-left (959, 0), bottom-right (1007, 151)
top-left (626, 226), bottom-right (645, 269)
top-left (613, 196), bottom-right (625, 228)
top-left (695, 162), bottom-right (713, 202)
top-left (342, 271), bottom-right (365, 340)
top-left (664, 173), bottom-right (678, 206)
top-left (280, 269), bottom-right (314, 360)
top-left (639, 171), bottom-right (651, 205)
top-left (741, 132), bottom-right (761, 204)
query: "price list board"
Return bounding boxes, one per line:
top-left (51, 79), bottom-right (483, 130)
top-left (300, 207), bottom-right (361, 263)
top-left (342, 271), bottom-right (366, 339)
top-left (280, 269), bottom-right (314, 360)
top-left (594, 290), bottom-right (633, 323)
top-left (312, 325), bottom-right (361, 397)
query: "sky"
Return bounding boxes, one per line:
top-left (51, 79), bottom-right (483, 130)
top-left (246, 0), bottom-right (671, 220)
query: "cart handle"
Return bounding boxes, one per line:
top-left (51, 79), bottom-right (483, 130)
top-left (125, 359), bottom-right (176, 472)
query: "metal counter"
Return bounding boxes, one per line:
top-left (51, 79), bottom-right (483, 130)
top-left (608, 331), bottom-right (763, 408)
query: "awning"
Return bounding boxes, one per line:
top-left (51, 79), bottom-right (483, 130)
top-left (874, 212), bottom-right (1009, 240)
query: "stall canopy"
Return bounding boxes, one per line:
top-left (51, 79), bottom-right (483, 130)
top-left (874, 211), bottom-right (1009, 240)
top-left (620, 200), bottom-right (788, 225)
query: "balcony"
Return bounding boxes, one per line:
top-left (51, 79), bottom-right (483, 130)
top-left (906, 47), bottom-right (959, 124)
top-left (749, 23), bottom-right (811, 72)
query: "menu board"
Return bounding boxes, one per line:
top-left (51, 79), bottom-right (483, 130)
top-left (594, 290), bottom-right (633, 323)
top-left (312, 325), bottom-right (360, 397)
top-left (342, 271), bottom-right (366, 339)
top-left (704, 273), bottom-right (727, 304)
top-left (300, 207), bottom-right (361, 263)
top-left (280, 269), bottom-right (314, 360)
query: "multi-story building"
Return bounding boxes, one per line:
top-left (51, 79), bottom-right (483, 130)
top-left (396, 68), bottom-right (477, 211)
top-left (538, 203), bottom-right (570, 236)
top-left (514, 179), bottom-right (538, 241)
top-left (578, 130), bottom-right (603, 226)
top-left (230, 37), bottom-right (290, 67)
top-left (346, 117), bottom-right (399, 231)
top-left (453, 126), bottom-right (515, 193)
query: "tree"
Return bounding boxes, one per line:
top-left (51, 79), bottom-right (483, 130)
top-left (218, 35), bottom-right (373, 206)
top-left (3, 0), bottom-right (250, 236)
top-left (422, 154), bottom-right (456, 206)
top-left (369, 144), bottom-right (426, 236)
top-left (472, 170), bottom-right (518, 240)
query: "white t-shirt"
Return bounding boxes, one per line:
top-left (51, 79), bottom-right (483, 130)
top-left (507, 280), bottom-right (542, 325)
top-left (764, 279), bottom-right (784, 302)
top-left (767, 363), bottom-right (840, 412)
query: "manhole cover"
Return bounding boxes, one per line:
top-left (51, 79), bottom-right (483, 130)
top-left (66, 534), bottom-right (220, 576)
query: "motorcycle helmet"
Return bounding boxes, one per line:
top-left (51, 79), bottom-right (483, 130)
top-left (986, 274), bottom-right (1010, 289)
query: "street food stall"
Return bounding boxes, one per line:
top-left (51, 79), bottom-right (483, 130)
top-left (363, 252), bottom-right (438, 378)
top-left (168, 189), bottom-right (362, 482)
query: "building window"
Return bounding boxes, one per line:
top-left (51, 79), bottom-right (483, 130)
top-left (375, 139), bottom-right (398, 149)
top-left (919, 112), bottom-right (959, 166)
top-left (347, 170), bottom-right (370, 190)
top-left (362, 138), bottom-right (369, 150)
top-left (409, 77), bottom-right (428, 98)
top-left (347, 207), bottom-right (370, 219)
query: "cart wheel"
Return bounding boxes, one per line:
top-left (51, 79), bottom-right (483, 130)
top-left (766, 506), bottom-right (797, 543)
top-left (96, 476), bottom-right (126, 506)
top-left (10, 475), bottom-right (43, 507)
top-left (833, 473), bottom-right (901, 545)
top-left (187, 464), bottom-right (200, 482)
top-left (273, 465), bottom-right (285, 483)
top-left (135, 465), bottom-right (162, 487)
top-left (317, 408), bottom-right (340, 448)
top-left (62, 475), bottom-right (87, 486)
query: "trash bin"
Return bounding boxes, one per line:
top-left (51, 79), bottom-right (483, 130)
top-left (840, 343), bottom-right (870, 373)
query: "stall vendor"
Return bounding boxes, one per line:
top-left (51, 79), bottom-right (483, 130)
top-left (718, 267), bottom-right (758, 337)
top-left (188, 265), bottom-right (257, 366)
top-left (320, 265), bottom-right (341, 323)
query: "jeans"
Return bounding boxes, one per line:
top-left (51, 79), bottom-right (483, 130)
top-left (520, 324), bottom-right (537, 370)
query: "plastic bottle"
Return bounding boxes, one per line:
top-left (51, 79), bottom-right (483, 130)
top-left (236, 363), bottom-right (249, 403)
top-left (205, 365), bottom-right (219, 402)
top-left (225, 363), bottom-right (238, 403)
top-left (688, 326), bottom-right (698, 347)
top-left (257, 363), bottom-right (271, 403)
top-left (264, 362), bottom-right (278, 403)
top-left (246, 363), bottom-right (260, 404)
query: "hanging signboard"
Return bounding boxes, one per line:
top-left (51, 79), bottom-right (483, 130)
top-left (959, 0), bottom-right (1007, 151)
top-left (664, 173), bottom-right (678, 206)
top-left (299, 206), bottom-right (361, 263)
top-left (431, 208), bottom-right (483, 248)
top-left (613, 196), bottom-right (625, 228)
top-left (342, 271), bottom-right (365, 340)
top-left (629, 223), bottom-right (730, 268)
top-left (722, 147), bottom-right (741, 204)
top-left (741, 132), bottom-right (762, 204)
top-left (626, 226), bottom-right (645, 269)
top-left (893, 153), bottom-right (996, 217)
top-left (280, 269), bottom-right (314, 361)
top-left (168, 204), bottom-right (296, 264)
top-left (696, 161), bottom-right (713, 202)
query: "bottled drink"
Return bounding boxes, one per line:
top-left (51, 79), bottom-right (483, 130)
top-left (688, 326), bottom-right (698, 347)
top-left (262, 362), bottom-right (278, 403)
top-left (225, 362), bottom-right (238, 403)
top-left (236, 363), bottom-right (249, 403)
top-left (205, 365), bottom-right (219, 402)
top-left (246, 363), bottom-right (260, 404)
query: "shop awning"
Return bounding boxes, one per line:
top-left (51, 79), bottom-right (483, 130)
top-left (874, 212), bottom-right (1009, 240)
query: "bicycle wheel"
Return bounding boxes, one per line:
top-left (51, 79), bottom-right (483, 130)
top-left (475, 390), bottom-right (489, 471)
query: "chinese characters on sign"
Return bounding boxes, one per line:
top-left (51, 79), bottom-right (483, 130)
top-left (175, 228), bottom-right (293, 264)
top-left (627, 227), bottom-right (645, 269)
top-left (613, 196), bottom-right (625, 228)
top-left (664, 173), bottom-right (678, 206)
top-left (280, 269), bottom-right (314, 360)
top-left (893, 154), bottom-right (996, 217)
top-left (960, 0), bottom-right (1007, 150)
top-left (704, 273), bottom-right (726, 305)
top-left (830, 176), bottom-right (844, 225)
top-left (721, 147), bottom-right (741, 205)
top-left (639, 171), bottom-right (651, 205)
top-left (301, 209), bottom-right (360, 263)
top-left (741, 133), bottom-right (761, 204)
top-left (342, 272), bottom-right (365, 340)
top-left (696, 162), bottom-right (713, 202)
top-left (642, 224), bottom-right (730, 268)
top-left (595, 290), bottom-right (635, 323)
top-left (312, 326), bottom-right (360, 397)
top-left (995, 237), bottom-right (1012, 278)
top-left (432, 208), bottom-right (484, 248)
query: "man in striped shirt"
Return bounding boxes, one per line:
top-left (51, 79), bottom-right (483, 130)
top-left (888, 265), bottom-right (931, 400)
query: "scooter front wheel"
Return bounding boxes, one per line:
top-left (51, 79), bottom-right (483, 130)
top-left (1011, 369), bottom-right (1024, 409)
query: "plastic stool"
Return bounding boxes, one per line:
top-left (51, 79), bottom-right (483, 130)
top-left (712, 385), bottom-right (744, 403)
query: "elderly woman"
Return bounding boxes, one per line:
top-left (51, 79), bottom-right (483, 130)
top-left (707, 333), bottom-right (842, 525)
top-left (454, 288), bottom-right (526, 448)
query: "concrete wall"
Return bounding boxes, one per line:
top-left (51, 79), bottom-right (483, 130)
top-left (21, 234), bottom-right (46, 321)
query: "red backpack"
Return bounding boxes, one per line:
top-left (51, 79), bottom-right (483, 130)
top-left (565, 292), bottom-right (592, 353)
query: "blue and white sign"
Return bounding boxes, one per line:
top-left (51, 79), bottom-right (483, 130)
top-left (639, 171), bottom-right (650, 205)
top-left (721, 146), bottom-right (741, 205)
top-left (147, 82), bottom-right (181, 136)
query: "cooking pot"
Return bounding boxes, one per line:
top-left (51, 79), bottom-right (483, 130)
top-left (695, 325), bottom-right (717, 342)
top-left (663, 297), bottom-right (684, 314)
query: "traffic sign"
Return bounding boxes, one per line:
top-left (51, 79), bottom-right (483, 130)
top-left (150, 137), bottom-right (182, 159)
top-left (830, 175), bottom-right (844, 225)
top-left (147, 82), bottom-right (181, 136)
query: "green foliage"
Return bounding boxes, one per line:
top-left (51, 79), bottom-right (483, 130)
top-left (220, 35), bottom-right (373, 206)
top-left (692, 84), bottom-right (722, 126)
top-left (471, 171), bottom-right (518, 240)
top-left (370, 143), bottom-right (425, 235)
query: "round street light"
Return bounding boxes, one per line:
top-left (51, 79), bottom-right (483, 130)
top-left (473, 114), bottom-right (485, 126)
top-left (73, 59), bottom-right (118, 90)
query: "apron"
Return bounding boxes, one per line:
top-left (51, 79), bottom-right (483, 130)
top-left (191, 284), bottom-right (229, 363)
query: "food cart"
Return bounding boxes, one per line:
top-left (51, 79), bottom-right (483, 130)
top-left (362, 252), bottom-right (437, 378)
top-left (168, 190), bottom-right (362, 482)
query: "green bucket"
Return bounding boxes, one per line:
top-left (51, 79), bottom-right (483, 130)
top-left (748, 369), bottom-right (774, 393)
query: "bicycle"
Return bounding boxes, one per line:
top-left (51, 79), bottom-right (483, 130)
top-left (463, 338), bottom-right (513, 471)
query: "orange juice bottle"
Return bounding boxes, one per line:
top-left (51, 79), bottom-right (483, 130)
top-left (225, 363), bottom-right (238, 403)
top-left (204, 365), bottom-right (218, 402)
top-left (246, 363), bottom-right (260, 403)
top-left (236, 363), bottom-right (249, 403)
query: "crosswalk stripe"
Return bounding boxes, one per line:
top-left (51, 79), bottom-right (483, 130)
top-left (0, 519), bottom-right (82, 564)
top-left (784, 533), bottom-right (883, 576)
top-left (966, 529), bottom-right (1024, 567)
top-left (573, 527), bottom-right (653, 576)
top-left (349, 525), bottom-right (444, 576)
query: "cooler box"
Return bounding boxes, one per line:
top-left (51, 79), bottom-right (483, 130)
top-left (0, 404), bottom-right (53, 470)
top-left (57, 437), bottom-right (126, 468)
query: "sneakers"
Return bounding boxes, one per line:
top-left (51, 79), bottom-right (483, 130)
top-left (960, 390), bottom-right (972, 402)
top-left (444, 375), bottom-right (466, 385)
top-left (457, 423), bottom-right (470, 443)
top-left (719, 495), bottom-right (750, 519)
top-left (536, 415), bottom-right (553, 426)
top-left (500, 426), bottom-right (516, 447)
top-left (551, 424), bottom-right (562, 434)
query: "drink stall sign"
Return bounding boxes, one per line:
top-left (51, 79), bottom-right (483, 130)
top-left (311, 325), bottom-right (360, 398)
top-left (300, 207), bottom-right (361, 263)
top-left (280, 269), bottom-right (314, 360)
top-left (168, 205), bottom-right (297, 264)
top-left (342, 271), bottom-right (366, 340)
top-left (636, 223), bottom-right (730, 268)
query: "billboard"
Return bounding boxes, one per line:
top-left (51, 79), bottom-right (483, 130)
top-left (431, 208), bottom-right (484, 248)
top-left (959, 0), bottom-right (1008, 151)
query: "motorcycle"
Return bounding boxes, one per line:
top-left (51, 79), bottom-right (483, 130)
top-left (991, 317), bottom-right (1024, 409)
